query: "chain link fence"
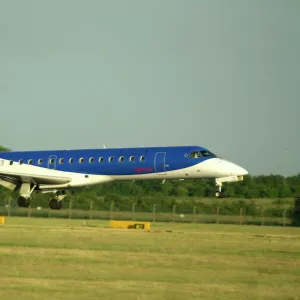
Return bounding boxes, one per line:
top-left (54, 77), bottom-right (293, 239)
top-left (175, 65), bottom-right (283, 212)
top-left (0, 197), bottom-right (298, 227)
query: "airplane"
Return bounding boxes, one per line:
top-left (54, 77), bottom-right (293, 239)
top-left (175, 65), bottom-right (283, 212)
top-left (0, 145), bottom-right (248, 210)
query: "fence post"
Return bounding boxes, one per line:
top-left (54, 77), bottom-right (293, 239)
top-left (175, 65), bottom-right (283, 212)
top-left (89, 200), bottom-right (93, 220)
top-left (28, 205), bottom-right (32, 218)
top-left (68, 199), bottom-right (72, 219)
top-left (172, 204), bottom-right (176, 223)
top-left (216, 207), bottom-right (220, 224)
top-left (7, 197), bottom-right (11, 217)
top-left (240, 208), bottom-right (243, 225)
top-left (193, 206), bottom-right (196, 223)
top-left (132, 203), bottom-right (135, 221)
top-left (261, 208), bottom-right (264, 226)
top-left (110, 201), bottom-right (114, 220)
top-left (152, 204), bottom-right (156, 222)
top-left (283, 209), bottom-right (287, 227)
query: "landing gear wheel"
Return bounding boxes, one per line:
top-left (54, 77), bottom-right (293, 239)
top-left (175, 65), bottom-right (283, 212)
top-left (215, 191), bottom-right (225, 198)
top-left (49, 199), bottom-right (63, 210)
top-left (17, 196), bottom-right (30, 207)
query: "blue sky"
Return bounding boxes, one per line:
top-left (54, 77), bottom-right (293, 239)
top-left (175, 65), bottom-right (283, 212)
top-left (0, 0), bottom-right (299, 175)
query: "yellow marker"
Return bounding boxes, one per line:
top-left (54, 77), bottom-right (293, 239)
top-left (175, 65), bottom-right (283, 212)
top-left (0, 216), bottom-right (5, 225)
top-left (109, 220), bottom-right (150, 230)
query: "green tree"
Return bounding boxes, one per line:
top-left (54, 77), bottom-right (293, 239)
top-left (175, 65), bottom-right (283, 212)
top-left (0, 146), bottom-right (10, 152)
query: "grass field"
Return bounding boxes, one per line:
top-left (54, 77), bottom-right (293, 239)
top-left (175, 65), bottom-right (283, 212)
top-left (0, 218), bottom-right (300, 299)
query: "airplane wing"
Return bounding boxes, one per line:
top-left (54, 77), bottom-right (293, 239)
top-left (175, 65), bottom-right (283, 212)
top-left (0, 159), bottom-right (72, 190)
top-left (0, 170), bottom-right (72, 185)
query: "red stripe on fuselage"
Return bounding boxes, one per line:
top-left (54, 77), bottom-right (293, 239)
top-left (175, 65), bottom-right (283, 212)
top-left (134, 167), bottom-right (153, 173)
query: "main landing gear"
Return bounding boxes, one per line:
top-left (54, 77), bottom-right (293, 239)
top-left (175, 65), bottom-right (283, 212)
top-left (17, 194), bottom-right (66, 210)
top-left (17, 183), bottom-right (35, 207)
top-left (49, 198), bottom-right (63, 210)
top-left (17, 196), bottom-right (31, 207)
top-left (15, 183), bottom-right (67, 210)
top-left (48, 192), bottom-right (67, 210)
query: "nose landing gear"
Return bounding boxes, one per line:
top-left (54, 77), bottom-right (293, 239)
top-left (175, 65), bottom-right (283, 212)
top-left (215, 183), bottom-right (225, 198)
top-left (215, 192), bottom-right (223, 198)
top-left (215, 175), bottom-right (245, 198)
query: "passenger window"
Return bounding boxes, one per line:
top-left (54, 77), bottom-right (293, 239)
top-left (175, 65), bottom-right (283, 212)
top-left (109, 156), bottom-right (114, 162)
top-left (9, 160), bottom-right (14, 165)
top-left (69, 158), bottom-right (74, 164)
top-left (140, 156), bottom-right (145, 161)
top-left (38, 159), bottom-right (43, 164)
top-left (59, 158), bottom-right (64, 164)
top-left (119, 156), bottom-right (124, 162)
top-left (19, 160), bottom-right (24, 165)
top-left (129, 156), bottom-right (135, 162)
top-left (89, 157), bottom-right (95, 163)
top-left (28, 159), bottom-right (33, 165)
top-left (79, 158), bottom-right (84, 163)
top-left (99, 157), bottom-right (104, 163)
top-left (49, 158), bottom-right (54, 164)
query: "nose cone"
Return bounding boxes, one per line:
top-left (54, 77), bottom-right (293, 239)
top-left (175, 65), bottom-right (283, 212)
top-left (220, 160), bottom-right (248, 176)
top-left (195, 158), bottom-right (248, 178)
top-left (231, 164), bottom-right (248, 176)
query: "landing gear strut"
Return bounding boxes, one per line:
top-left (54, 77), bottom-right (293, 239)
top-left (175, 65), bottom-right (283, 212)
top-left (215, 182), bottom-right (225, 198)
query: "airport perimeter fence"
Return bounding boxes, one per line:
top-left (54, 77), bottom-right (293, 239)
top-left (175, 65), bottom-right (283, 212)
top-left (0, 197), bottom-right (298, 227)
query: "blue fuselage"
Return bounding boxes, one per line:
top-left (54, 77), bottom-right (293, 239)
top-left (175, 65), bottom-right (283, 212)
top-left (0, 145), bottom-right (213, 176)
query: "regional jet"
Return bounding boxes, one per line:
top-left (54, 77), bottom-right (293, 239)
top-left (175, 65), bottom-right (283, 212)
top-left (0, 146), bottom-right (248, 209)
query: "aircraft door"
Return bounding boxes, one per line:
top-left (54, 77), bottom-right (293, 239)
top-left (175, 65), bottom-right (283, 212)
top-left (48, 155), bottom-right (57, 170)
top-left (154, 152), bottom-right (166, 174)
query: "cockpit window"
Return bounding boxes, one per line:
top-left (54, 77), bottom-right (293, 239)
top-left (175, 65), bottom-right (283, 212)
top-left (190, 150), bottom-right (215, 159)
top-left (200, 150), bottom-right (215, 157)
top-left (190, 151), bottom-right (201, 159)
